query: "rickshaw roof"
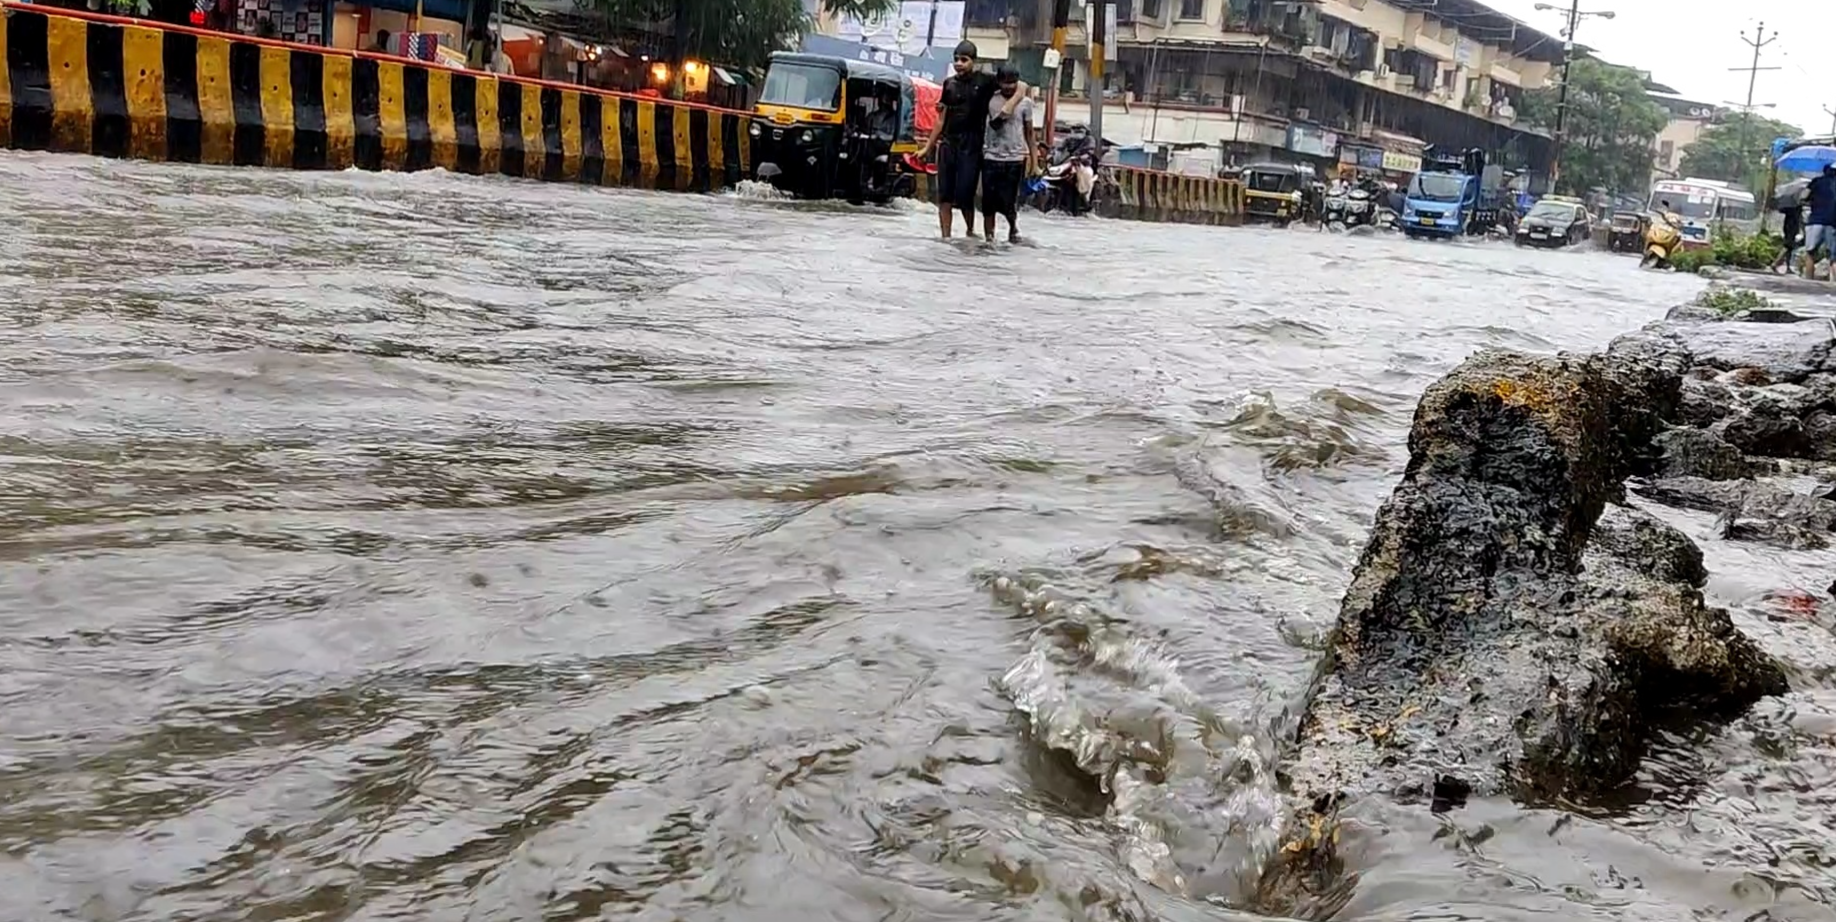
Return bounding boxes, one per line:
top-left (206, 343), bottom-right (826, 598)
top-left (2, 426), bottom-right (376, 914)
top-left (1241, 162), bottom-right (1305, 174)
top-left (767, 52), bottom-right (910, 85)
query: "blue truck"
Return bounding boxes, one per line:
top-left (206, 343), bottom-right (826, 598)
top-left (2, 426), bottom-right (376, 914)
top-left (1399, 148), bottom-right (1510, 239)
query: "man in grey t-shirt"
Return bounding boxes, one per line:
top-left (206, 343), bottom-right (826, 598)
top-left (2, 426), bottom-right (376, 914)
top-left (980, 66), bottom-right (1037, 243)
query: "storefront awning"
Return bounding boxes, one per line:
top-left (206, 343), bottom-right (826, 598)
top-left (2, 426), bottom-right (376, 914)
top-left (1370, 129), bottom-right (1425, 152)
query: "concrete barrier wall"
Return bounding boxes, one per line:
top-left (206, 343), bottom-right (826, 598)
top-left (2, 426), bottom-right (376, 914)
top-left (0, 4), bottom-right (748, 190)
top-left (911, 167), bottom-right (1244, 223)
top-left (1104, 167), bottom-right (1244, 225)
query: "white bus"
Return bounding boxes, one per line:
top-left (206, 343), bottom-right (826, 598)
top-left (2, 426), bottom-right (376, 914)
top-left (1648, 178), bottom-right (1759, 249)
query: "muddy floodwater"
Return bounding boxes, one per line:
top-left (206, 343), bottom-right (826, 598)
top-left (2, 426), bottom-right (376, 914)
top-left (2, 151), bottom-right (1834, 922)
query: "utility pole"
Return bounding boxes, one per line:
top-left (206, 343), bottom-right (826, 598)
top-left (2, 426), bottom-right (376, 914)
top-left (1089, 0), bottom-right (1107, 147)
top-left (1041, 0), bottom-right (1072, 150)
top-left (1534, 0), bottom-right (1614, 190)
top-left (1549, 0), bottom-right (1580, 189)
top-left (1730, 22), bottom-right (1779, 190)
top-left (1824, 104), bottom-right (1836, 137)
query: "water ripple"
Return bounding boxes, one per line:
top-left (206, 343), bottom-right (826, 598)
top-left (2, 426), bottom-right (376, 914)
top-left (1, 149), bottom-right (1805, 922)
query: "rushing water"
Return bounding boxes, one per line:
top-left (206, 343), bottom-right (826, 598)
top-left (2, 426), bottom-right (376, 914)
top-left (2, 151), bottom-right (1833, 922)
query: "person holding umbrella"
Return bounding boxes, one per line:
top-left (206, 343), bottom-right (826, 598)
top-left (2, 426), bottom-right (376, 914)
top-left (1803, 164), bottom-right (1836, 278)
top-left (1772, 177), bottom-right (1807, 274)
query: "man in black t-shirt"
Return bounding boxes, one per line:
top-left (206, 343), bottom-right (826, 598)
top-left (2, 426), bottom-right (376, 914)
top-left (919, 41), bottom-right (1027, 240)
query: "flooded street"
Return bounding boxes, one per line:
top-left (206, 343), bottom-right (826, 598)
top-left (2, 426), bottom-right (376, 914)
top-left (3, 151), bottom-right (1833, 922)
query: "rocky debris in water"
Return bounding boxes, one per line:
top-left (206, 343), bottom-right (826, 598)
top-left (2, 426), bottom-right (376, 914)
top-left (1630, 476), bottom-right (1836, 549)
top-left (1666, 302), bottom-right (1731, 323)
top-left (1651, 427), bottom-right (1770, 481)
top-left (1256, 350), bottom-right (1787, 917)
top-left (1609, 316), bottom-right (1836, 385)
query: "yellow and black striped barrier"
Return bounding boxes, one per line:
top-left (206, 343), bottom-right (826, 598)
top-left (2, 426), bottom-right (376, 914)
top-left (0, 3), bottom-right (749, 191)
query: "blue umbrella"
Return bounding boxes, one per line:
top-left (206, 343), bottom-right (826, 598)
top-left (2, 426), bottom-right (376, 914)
top-left (1776, 144), bottom-right (1836, 172)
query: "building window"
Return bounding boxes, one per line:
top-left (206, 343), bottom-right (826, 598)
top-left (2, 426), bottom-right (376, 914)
top-left (1178, 0), bottom-right (1204, 20)
top-left (1142, 0), bottom-right (1161, 18)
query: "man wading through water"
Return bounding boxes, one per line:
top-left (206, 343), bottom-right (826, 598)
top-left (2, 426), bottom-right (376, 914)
top-left (919, 41), bottom-right (1026, 240)
top-left (981, 66), bottom-right (1037, 243)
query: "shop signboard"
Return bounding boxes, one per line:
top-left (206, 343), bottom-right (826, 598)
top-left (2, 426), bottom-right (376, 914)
top-left (837, 1), bottom-right (964, 55)
top-left (1340, 144), bottom-right (1384, 170)
top-left (799, 33), bottom-right (951, 83)
top-left (1382, 150), bottom-right (1422, 173)
top-left (1287, 124), bottom-right (1338, 159)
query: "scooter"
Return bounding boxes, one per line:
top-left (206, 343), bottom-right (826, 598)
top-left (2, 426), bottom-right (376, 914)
top-left (1037, 142), bottom-right (1102, 216)
top-left (1342, 187), bottom-right (1376, 228)
top-left (1322, 186), bottom-right (1349, 226)
top-left (1641, 210), bottom-right (1683, 270)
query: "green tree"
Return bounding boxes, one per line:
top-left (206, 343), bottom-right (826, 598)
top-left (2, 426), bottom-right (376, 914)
top-left (1678, 113), bottom-right (1804, 191)
top-left (589, 0), bottom-right (896, 73)
top-left (1519, 56), bottom-right (1669, 195)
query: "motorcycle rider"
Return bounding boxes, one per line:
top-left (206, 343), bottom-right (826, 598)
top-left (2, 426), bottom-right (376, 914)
top-left (1047, 125), bottom-right (1099, 215)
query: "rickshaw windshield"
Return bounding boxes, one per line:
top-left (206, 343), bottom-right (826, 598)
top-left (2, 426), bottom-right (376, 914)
top-left (761, 63), bottom-right (843, 110)
top-left (1245, 169), bottom-right (1296, 194)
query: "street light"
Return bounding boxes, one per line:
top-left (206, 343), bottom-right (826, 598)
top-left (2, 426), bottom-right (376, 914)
top-left (1537, 1), bottom-right (1617, 190)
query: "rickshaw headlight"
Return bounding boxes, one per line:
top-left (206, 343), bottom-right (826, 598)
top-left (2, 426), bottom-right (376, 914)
top-left (749, 122), bottom-right (761, 138)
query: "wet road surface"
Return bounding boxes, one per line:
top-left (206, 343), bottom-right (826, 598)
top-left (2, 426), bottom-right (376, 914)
top-left (1, 151), bottom-right (1833, 922)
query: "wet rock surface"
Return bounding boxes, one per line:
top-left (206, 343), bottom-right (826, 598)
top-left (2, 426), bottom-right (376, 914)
top-left (1631, 476), bottom-right (1836, 549)
top-left (1651, 427), bottom-right (1768, 481)
top-left (1256, 348), bottom-right (1792, 918)
top-left (1602, 295), bottom-right (1836, 551)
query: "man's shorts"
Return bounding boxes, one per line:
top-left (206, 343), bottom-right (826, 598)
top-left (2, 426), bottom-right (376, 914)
top-left (934, 140), bottom-right (981, 212)
top-left (1805, 224), bottom-right (1835, 258)
top-left (980, 159), bottom-right (1025, 217)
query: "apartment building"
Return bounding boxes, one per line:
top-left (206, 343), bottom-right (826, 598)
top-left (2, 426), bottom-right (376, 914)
top-left (962, 0), bottom-right (1562, 178)
top-left (1647, 93), bottom-right (1718, 180)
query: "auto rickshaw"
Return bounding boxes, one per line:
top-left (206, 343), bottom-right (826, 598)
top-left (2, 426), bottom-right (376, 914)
top-left (1607, 209), bottom-right (1647, 253)
top-left (750, 52), bottom-right (933, 204)
top-left (1238, 162), bottom-right (1307, 226)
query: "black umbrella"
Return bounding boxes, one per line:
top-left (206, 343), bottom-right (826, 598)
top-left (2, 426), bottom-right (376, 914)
top-left (1773, 178), bottom-right (1809, 211)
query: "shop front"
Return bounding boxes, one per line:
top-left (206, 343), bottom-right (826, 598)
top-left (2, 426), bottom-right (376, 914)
top-left (1337, 142), bottom-right (1384, 180)
top-left (1285, 122), bottom-right (1340, 172)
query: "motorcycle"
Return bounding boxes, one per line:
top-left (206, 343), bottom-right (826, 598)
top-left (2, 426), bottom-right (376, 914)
top-left (1036, 133), bottom-right (1103, 216)
top-left (1323, 185), bottom-right (1381, 229)
top-left (1322, 186), bottom-right (1349, 226)
top-left (1641, 210), bottom-right (1683, 270)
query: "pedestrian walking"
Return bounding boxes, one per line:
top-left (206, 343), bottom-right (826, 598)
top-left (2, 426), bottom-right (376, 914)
top-left (1772, 179), bottom-right (1806, 274)
top-left (918, 41), bottom-right (1026, 241)
top-left (980, 66), bottom-right (1036, 243)
top-left (1803, 165), bottom-right (1836, 278)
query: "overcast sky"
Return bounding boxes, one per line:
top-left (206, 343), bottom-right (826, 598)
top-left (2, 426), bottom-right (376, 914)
top-left (1481, 0), bottom-right (1829, 139)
